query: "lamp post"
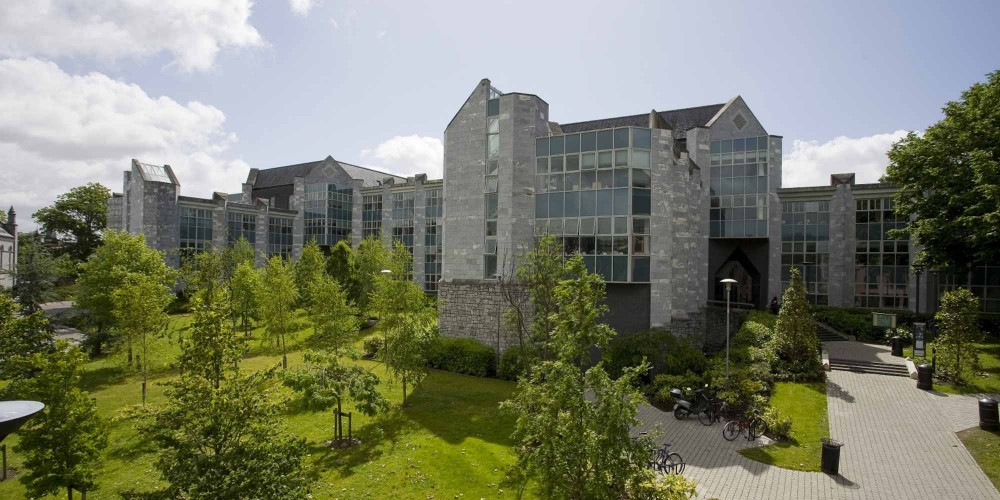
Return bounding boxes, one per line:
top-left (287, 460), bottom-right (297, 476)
top-left (720, 278), bottom-right (737, 386)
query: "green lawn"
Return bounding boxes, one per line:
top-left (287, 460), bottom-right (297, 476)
top-left (739, 381), bottom-right (830, 472)
top-left (904, 339), bottom-right (1000, 394)
top-left (958, 427), bottom-right (1000, 491)
top-left (0, 313), bottom-right (526, 499)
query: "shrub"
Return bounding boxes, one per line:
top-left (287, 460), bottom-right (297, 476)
top-left (761, 406), bottom-right (792, 441)
top-left (604, 329), bottom-right (707, 382)
top-left (362, 336), bottom-right (382, 359)
top-left (425, 337), bottom-right (497, 377)
top-left (647, 371), bottom-right (705, 410)
top-left (498, 345), bottom-right (539, 381)
top-left (735, 318), bottom-right (774, 349)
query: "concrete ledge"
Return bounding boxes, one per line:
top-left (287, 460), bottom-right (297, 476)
top-left (905, 358), bottom-right (918, 379)
top-left (822, 350), bottom-right (831, 371)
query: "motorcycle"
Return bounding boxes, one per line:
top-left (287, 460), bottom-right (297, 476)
top-left (671, 384), bottom-right (719, 426)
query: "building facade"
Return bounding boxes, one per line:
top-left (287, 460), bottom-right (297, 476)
top-left (0, 206), bottom-right (17, 290)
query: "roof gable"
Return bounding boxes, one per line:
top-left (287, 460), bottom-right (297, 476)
top-left (253, 157), bottom-right (405, 189)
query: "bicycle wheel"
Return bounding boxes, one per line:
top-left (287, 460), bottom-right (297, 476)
top-left (652, 448), bottom-right (670, 473)
top-left (749, 418), bottom-right (767, 440)
top-left (667, 452), bottom-right (685, 474)
top-left (723, 420), bottom-right (740, 441)
top-left (698, 408), bottom-right (714, 426)
top-left (673, 406), bottom-right (689, 420)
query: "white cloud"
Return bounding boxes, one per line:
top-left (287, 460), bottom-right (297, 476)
top-left (376, 29), bottom-right (387, 40)
top-left (289, 0), bottom-right (319, 17)
top-left (329, 17), bottom-right (339, 29)
top-left (360, 135), bottom-right (443, 179)
top-left (781, 131), bottom-right (909, 187)
top-left (0, 0), bottom-right (265, 72)
top-left (0, 58), bottom-right (249, 230)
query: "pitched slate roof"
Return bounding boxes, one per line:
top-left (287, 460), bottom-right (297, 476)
top-left (253, 158), bottom-right (405, 189)
top-left (0, 225), bottom-right (12, 239)
top-left (558, 103), bottom-right (726, 138)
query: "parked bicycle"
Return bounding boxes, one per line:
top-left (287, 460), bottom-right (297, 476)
top-left (722, 407), bottom-right (767, 442)
top-left (670, 385), bottom-right (718, 425)
top-left (639, 432), bottom-right (685, 474)
top-left (700, 397), bottom-right (728, 426)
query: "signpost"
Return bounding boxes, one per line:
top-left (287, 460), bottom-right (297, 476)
top-left (872, 312), bottom-right (897, 329)
top-left (913, 322), bottom-right (926, 357)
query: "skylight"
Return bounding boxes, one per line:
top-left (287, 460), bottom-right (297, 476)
top-left (138, 163), bottom-right (172, 183)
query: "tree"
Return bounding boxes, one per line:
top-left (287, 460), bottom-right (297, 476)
top-left (0, 291), bottom-right (53, 389)
top-left (230, 261), bottom-right (263, 337)
top-left (262, 255), bottom-right (299, 369)
top-left (221, 237), bottom-right (256, 282)
top-left (352, 236), bottom-right (390, 316)
top-left (307, 273), bottom-right (360, 350)
top-left (501, 257), bottom-right (695, 499)
top-left (770, 268), bottom-right (822, 379)
top-left (883, 70), bottom-right (1000, 271)
top-left (515, 234), bottom-right (567, 360)
top-left (372, 241), bottom-right (434, 405)
top-left (934, 288), bottom-right (983, 383)
top-left (13, 344), bottom-right (108, 499)
top-left (294, 239), bottom-right (326, 308)
top-left (33, 182), bottom-right (111, 262)
top-left (112, 274), bottom-right (172, 403)
top-left (76, 230), bottom-right (175, 357)
top-left (325, 240), bottom-right (360, 302)
top-left (10, 233), bottom-right (64, 312)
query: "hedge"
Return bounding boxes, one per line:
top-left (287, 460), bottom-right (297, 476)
top-left (425, 337), bottom-right (497, 377)
top-left (498, 345), bottom-right (539, 381)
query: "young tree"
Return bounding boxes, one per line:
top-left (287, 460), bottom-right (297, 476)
top-left (33, 182), bottom-right (111, 262)
top-left (112, 274), bottom-right (172, 403)
top-left (934, 288), bottom-right (983, 383)
top-left (0, 291), bottom-right (53, 389)
top-left (76, 230), bottom-right (175, 357)
top-left (352, 236), bottom-right (390, 316)
top-left (770, 268), bottom-right (822, 379)
top-left (325, 240), bottom-right (360, 302)
top-left (230, 261), bottom-right (263, 337)
top-left (262, 255), bottom-right (299, 369)
top-left (10, 233), bottom-right (64, 312)
top-left (515, 234), bottom-right (567, 360)
top-left (501, 257), bottom-right (695, 499)
top-left (307, 274), bottom-right (360, 350)
top-left (883, 70), bottom-right (1000, 271)
top-left (295, 239), bottom-right (326, 308)
top-left (13, 344), bottom-right (108, 499)
top-left (372, 241), bottom-right (434, 404)
top-left (221, 237), bottom-right (256, 282)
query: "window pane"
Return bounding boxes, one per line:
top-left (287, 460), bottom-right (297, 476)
top-left (536, 157), bottom-right (548, 174)
top-left (488, 160), bottom-right (499, 175)
top-left (488, 134), bottom-right (499, 159)
top-left (536, 137), bottom-right (549, 157)
top-left (565, 154), bottom-right (580, 171)
top-left (596, 256), bottom-right (613, 280)
top-left (581, 153), bottom-right (596, 170)
top-left (632, 257), bottom-right (650, 282)
top-left (550, 156), bottom-right (564, 173)
top-left (632, 128), bottom-right (651, 149)
top-left (581, 132), bottom-right (596, 152)
top-left (633, 218), bottom-right (649, 234)
top-left (565, 192), bottom-right (579, 217)
top-left (614, 217), bottom-right (628, 234)
top-left (614, 168), bottom-right (630, 188)
top-left (613, 256), bottom-right (628, 282)
top-left (596, 130), bottom-right (614, 150)
top-left (614, 128), bottom-right (629, 148)
top-left (549, 192), bottom-right (564, 218)
top-left (581, 171), bottom-right (596, 190)
top-left (487, 98), bottom-right (500, 116)
top-left (485, 177), bottom-right (498, 193)
top-left (549, 136), bottom-right (565, 155)
top-left (486, 193), bottom-right (498, 219)
top-left (488, 117), bottom-right (499, 133)
top-left (614, 188), bottom-right (629, 216)
top-left (615, 150), bottom-right (629, 167)
top-left (632, 189), bottom-right (651, 215)
top-left (580, 191), bottom-right (596, 216)
top-left (580, 217), bottom-right (595, 235)
top-left (596, 189), bottom-right (613, 216)
top-left (565, 133), bottom-right (580, 153)
top-left (597, 218), bottom-right (612, 235)
top-left (632, 168), bottom-right (651, 188)
top-left (598, 151), bottom-right (613, 168)
top-left (535, 194), bottom-right (548, 218)
top-left (632, 150), bottom-right (650, 169)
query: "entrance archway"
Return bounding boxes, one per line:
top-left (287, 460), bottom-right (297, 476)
top-left (713, 248), bottom-right (761, 306)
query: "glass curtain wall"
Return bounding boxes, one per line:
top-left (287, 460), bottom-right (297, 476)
top-left (304, 183), bottom-right (353, 247)
top-left (179, 207), bottom-right (213, 259)
top-left (854, 197), bottom-right (909, 308)
top-left (424, 187), bottom-right (443, 291)
top-left (362, 194), bottom-right (382, 239)
top-left (226, 212), bottom-right (256, 245)
top-left (268, 216), bottom-right (293, 258)
top-left (780, 200), bottom-right (830, 305)
top-left (710, 137), bottom-right (770, 238)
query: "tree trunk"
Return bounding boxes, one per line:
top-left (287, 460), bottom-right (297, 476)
top-left (281, 333), bottom-right (288, 370)
top-left (127, 343), bottom-right (133, 367)
top-left (402, 376), bottom-right (407, 406)
top-left (68, 487), bottom-right (73, 500)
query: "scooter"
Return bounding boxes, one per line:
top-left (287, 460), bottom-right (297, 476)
top-left (671, 384), bottom-right (712, 421)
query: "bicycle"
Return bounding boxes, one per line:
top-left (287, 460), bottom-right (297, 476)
top-left (639, 432), bottom-right (685, 474)
top-left (722, 408), bottom-right (767, 442)
top-left (698, 397), bottom-right (727, 426)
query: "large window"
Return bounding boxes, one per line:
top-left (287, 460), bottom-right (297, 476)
top-left (533, 127), bottom-right (651, 282)
top-left (425, 187), bottom-right (443, 292)
top-left (781, 201), bottom-right (830, 305)
top-left (937, 266), bottom-right (1000, 314)
top-left (485, 98), bottom-right (500, 279)
top-left (362, 194), bottom-right (382, 239)
top-left (304, 183), bottom-right (353, 247)
top-left (268, 216), bottom-right (293, 258)
top-left (179, 207), bottom-right (213, 258)
top-left (854, 197), bottom-right (909, 308)
top-left (227, 212), bottom-right (256, 245)
top-left (710, 137), bottom-right (769, 238)
top-left (391, 192), bottom-right (415, 253)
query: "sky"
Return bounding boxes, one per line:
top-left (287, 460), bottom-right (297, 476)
top-left (1, 0), bottom-right (999, 230)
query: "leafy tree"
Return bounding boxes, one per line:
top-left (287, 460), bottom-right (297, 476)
top-left (112, 274), bottom-right (172, 403)
top-left (181, 285), bottom-right (245, 388)
top-left (372, 241), bottom-right (434, 404)
top-left (230, 261), bottom-right (263, 337)
top-left (262, 255), bottom-right (299, 369)
top-left (770, 268), bottom-right (822, 379)
top-left (10, 232), bottom-right (64, 312)
top-left (501, 257), bottom-right (695, 499)
top-left (515, 233), bottom-right (567, 360)
top-left (33, 182), bottom-right (111, 262)
top-left (325, 240), bottom-right (360, 302)
top-left (294, 239), bottom-right (326, 307)
top-left (883, 70), bottom-right (1000, 271)
top-left (353, 236), bottom-right (390, 316)
top-left (934, 288), bottom-right (983, 383)
top-left (0, 291), bottom-right (53, 389)
top-left (76, 230), bottom-right (175, 357)
top-left (186, 247), bottom-right (224, 302)
top-left (307, 273), bottom-right (360, 350)
top-left (13, 344), bottom-right (108, 499)
top-left (221, 237), bottom-right (256, 282)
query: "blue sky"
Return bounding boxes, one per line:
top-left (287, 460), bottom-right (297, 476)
top-left (1, 0), bottom-right (999, 228)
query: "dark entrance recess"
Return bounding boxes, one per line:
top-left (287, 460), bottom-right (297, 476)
top-left (713, 247), bottom-right (761, 307)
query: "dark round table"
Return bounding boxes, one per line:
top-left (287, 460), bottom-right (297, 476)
top-left (0, 401), bottom-right (45, 443)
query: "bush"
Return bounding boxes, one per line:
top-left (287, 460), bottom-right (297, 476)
top-left (362, 336), bottom-right (382, 359)
top-left (425, 337), bottom-right (497, 377)
top-left (604, 329), bottom-right (707, 382)
top-left (498, 345), bottom-right (539, 381)
top-left (813, 306), bottom-right (935, 343)
top-left (761, 405), bottom-right (792, 441)
top-left (647, 371), bottom-right (705, 410)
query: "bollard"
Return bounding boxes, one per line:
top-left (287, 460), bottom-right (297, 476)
top-left (916, 363), bottom-right (933, 390)
top-left (981, 398), bottom-right (999, 431)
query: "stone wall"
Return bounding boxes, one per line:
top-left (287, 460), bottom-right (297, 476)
top-left (438, 279), bottom-right (531, 355)
top-left (670, 305), bottom-right (750, 351)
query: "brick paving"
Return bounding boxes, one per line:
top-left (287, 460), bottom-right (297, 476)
top-left (637, 344), bottom-right (1000, 499)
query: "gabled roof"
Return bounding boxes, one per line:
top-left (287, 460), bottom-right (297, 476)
top-left (0, 225), bottom-right (12, 240)
top-left (252, 157), bottom-right (404, 189)
top-left (557, 103), bottom-right (727, 138)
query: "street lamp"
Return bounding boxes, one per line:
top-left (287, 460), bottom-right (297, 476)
top-left (720, 278), bottom-right (738, 385)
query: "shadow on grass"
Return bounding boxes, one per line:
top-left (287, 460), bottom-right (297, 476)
top-left (309, 407), bottom-right (416, 477)
top-left (79, 364), bottom-right (128, 392)
top-left (403, 370), bottom-right (517, 447)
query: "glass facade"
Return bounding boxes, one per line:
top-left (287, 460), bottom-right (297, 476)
top-left (391, 191), bottom-right (415, 253)
top-left (781, 201), bottom-right (830, 305)
top-left (268, 216), bottom-right (293, 258)
top-left (362, 194), bottom-right (382, 239)
top-left (304, 183), bottom-right (353, 247)
top-left (226, 212), bottom-right (256, 245)
top-left (854, 197), bottom-right (909, 308)
top-left (533, 127), bottom-right (651, 282)
top-left (425, 187), bottom-right (443, 292)
top-left (710, 137), bottom-right (770, 238)
top-left (179, 207), bottom-right (212, 258)
top-left (484, 91), bottom-right (501, 278)
top-left (937, 266), bottom-right (1000, 314)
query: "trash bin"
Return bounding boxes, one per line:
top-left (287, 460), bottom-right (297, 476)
top-left (890, 336), bottom-right (903, 357)
top-left (821, 438), bottom-right (842, 475)
top-left (916, 363), bottom-right (933, 390)
top-left (981, 398), bottom-right (999, 431)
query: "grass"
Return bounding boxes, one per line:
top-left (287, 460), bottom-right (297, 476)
top-left (958, 427), bottom-right (1000, 491)
top-left (904, 338), bottom-right (1000, 394)
top-left (0, 312), bottom-right (526, 499)
top-left (739, 381), bottom-right (830, 472)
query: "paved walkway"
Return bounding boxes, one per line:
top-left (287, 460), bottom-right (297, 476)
top-left (637, 341), bottom-right (999, 499)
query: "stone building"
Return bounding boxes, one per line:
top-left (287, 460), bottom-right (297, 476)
top-left (0, 206), bottom-right (17, 290)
